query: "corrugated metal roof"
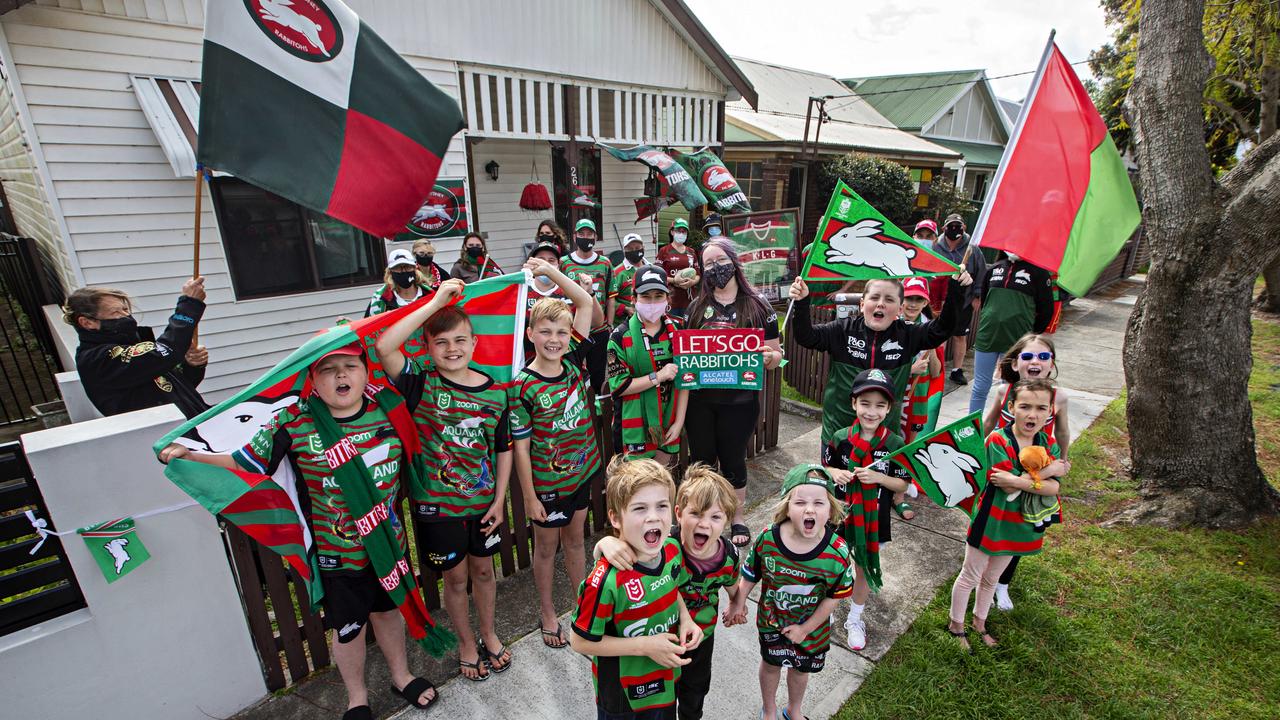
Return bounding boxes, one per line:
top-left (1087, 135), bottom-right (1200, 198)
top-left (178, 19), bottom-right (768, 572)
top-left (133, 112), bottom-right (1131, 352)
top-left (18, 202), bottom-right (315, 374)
top-left (927, 138), bottom-right (1006, 168)
top-left (730, 57), bottom-right (895, 127)
top-left (845, 70), bottom-right (984, 130)
top-left (725, 108), bottom-right (959, 160)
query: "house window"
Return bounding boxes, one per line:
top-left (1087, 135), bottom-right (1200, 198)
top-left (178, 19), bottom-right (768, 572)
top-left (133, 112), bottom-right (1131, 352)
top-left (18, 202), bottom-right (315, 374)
top-left (972, 172), bottom-right (990, 202)
top-left (209, 178), bottom-right (384, 300)
top-left (726, 161), bottom-right (764, 208)
top-left (552, 143), bottom-right (603, 233)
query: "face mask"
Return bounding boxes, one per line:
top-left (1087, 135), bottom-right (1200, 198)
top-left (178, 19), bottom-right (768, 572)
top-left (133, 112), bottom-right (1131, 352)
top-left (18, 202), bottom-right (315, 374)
top-left (538, 233), bottom-right (557, 243)
top-left (706, 263), bottom-right (735, 289)
top-left (466, 245), bottom-right (484, 259)
top-left (391, 270), bottom-right (416, 289)
top-left (707, 226), bottom-right (722, 237)
top-left (575, 236), bottom-right (595, 252)
top-left (671, 231), bottom-right (687, 245)
top-left (624, 250), bottom-right (644, 265)
top-left (97, 315), bottom-right (138, 337)
top-left (945, 225), bottom-right (964, 240)
top-left (415, 253), bottom-right (433, 266)
top-left (635, 300), bottom-right (668, 322)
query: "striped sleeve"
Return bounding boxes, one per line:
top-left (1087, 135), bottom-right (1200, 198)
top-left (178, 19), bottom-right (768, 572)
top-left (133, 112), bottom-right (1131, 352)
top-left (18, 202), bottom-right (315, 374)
top-left (987, 433), bottom-right (1016, 476)
top-left (572, 560), bottom-right (616, 641)
top-left (509, 378), bottom-right (533, 440)
top-left (741, 532), bottom-right (764, 583)
top-left (828, 543), bottom-right (855, 599)
top-left (232, 407), bottom-right (294, 475)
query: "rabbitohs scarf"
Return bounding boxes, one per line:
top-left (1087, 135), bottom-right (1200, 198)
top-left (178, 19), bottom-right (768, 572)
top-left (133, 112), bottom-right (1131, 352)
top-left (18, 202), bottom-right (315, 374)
top-left (309, 384), bottom-right (456, 657)
top-left (840, 423), bottom-right (887, 592)
top-left (619, 313), bottom-right (678, 455)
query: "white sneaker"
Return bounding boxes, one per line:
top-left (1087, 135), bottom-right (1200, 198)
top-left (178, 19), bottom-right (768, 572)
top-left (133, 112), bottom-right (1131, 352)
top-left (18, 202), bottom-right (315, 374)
top-left (846, 616), bottom-right (867, 651)
top-left (995, 583), bottom-right (1014, 612)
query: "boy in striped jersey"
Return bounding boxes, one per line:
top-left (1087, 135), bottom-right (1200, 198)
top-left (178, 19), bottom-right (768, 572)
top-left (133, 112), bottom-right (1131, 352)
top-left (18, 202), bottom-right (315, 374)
top-left (376, 279), bottom-right (515, 681)
top-left (511, 257), bottom-right (601, 649)
top-left (571, 458), bottom-right (703, 720)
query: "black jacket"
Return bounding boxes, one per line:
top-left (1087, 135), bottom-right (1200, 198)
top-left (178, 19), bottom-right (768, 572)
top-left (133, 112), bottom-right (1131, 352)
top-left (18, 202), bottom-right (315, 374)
top-left (75, 295), bottom-right (209, 418)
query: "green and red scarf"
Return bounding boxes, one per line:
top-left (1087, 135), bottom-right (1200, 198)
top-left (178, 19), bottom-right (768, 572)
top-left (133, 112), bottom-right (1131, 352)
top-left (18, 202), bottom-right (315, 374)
top-left (619, 314), bottom-right (679, 456)
top-left (840, 423), bottom-right (887, 591)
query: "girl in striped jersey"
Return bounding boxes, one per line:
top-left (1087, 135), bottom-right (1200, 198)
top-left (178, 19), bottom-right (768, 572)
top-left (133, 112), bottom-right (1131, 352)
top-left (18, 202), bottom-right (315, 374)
top-left (981, 334), bottom-right (1072, 611)
top-left (950, 378), bottom-right (1069, 650)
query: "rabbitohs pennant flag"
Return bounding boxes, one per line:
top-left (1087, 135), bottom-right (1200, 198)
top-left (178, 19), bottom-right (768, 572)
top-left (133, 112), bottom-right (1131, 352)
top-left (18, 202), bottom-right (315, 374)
top-left (671, 148), bottom-right (751, 214)
top-left (600, 144), bottom-right (708, 211)
top-left (886, 411), bottom-right (988, 516)
top-left (153, 273), bottom-right (529, 608)
top-left (198, 0), bottom-right (464, 238)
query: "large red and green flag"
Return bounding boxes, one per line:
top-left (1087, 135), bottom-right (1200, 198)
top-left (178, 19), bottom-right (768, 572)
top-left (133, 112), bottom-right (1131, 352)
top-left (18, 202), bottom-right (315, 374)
top-left (153, 273), bottom-right (529, 607)
top-left (886, 411), bottom-right (988, 516)
top-left (801, 181), bottom-right (959, 283)
top-left (197, 0), bottom-right (464, 238)
top-left (971, 35), bottom-right (1141, 296)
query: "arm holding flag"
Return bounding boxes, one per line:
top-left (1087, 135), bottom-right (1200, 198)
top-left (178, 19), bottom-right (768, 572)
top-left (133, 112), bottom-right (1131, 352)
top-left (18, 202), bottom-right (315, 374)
top-left (375, 279), bottom-right (465, 382)
top-left (786, 278), bottom-right (835, 351)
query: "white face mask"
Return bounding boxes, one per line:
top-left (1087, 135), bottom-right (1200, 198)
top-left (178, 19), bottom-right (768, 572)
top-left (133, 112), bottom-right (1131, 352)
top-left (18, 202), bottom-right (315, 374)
top-left (671, 231), bottom-right (687, 245)
top-left (635, 300), bottom-right (668, 322)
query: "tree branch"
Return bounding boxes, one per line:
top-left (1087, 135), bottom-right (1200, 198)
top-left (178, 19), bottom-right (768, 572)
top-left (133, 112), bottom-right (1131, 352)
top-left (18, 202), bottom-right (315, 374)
top-left (1222, 129), bottom-right (1280, 193)
top-left (1206, 97), bottom-right (1257, 140)
top-left (1220, 148), bottom-right (1280, 273)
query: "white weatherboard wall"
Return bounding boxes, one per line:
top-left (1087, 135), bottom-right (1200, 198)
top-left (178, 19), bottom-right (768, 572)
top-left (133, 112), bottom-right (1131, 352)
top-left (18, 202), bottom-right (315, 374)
top-left (924, 84), bottom-right (1007, 146)
top-left (3, 405), bottom-right (267, 718)
top-left (0, 4), bottom-right (467, 400)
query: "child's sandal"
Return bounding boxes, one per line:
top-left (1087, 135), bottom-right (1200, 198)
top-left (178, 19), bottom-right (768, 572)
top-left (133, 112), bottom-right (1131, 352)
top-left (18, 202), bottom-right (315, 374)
top-left (977, 628), bottom-right (999, 647)
top-left (483, 642), bottom-right (512, 673)
top-left (945, 624), bottom-right (972, 652)
top-left (459, 656), bottom-right (489, 682)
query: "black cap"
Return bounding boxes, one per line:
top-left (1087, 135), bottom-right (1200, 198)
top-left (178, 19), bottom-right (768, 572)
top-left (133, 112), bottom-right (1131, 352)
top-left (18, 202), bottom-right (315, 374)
top-left (849, 368), bottom-right (895, 403)
top-left (528, 241), bottom-right (560, 259)
top-left (703, 212), bottom-right (723, 228)
top-left (633, 264), bottom-right (669, 295)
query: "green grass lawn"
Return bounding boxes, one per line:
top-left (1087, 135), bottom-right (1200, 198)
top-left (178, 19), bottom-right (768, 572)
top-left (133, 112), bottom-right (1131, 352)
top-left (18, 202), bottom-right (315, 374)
top-left (834, 318), bottom-right (1280, 720)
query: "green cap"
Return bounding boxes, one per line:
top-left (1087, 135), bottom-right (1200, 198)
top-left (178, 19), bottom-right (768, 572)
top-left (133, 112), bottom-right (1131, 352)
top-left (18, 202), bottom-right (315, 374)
top-left (781, 464), bottom-right (836, 497)
top-left (672, 218), bottom-right (689, 230)
top-left (574, 218), bottom-right (597, 233)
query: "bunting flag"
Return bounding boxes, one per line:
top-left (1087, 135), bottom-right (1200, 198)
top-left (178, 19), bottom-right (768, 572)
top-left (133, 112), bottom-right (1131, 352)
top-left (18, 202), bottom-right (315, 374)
top-left (801, 181), bottom-right (959, 283)
top-left (886, 411), bottom-right (988, 516)
top-left (79, 518), bottom-right (152, 583)
top-left (197, 0), bottom-right (464, 238)
top-left (154, 273), bottom-right (528, 608)
top-left (970, 36), bottom-right (1141, 296)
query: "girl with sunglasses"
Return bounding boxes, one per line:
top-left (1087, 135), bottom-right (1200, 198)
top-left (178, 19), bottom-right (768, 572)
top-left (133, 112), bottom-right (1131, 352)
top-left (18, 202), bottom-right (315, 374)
top-left (968, 251), bottom-right (1056, 415)
top-left (980, 333), bottom-right (1072, 611)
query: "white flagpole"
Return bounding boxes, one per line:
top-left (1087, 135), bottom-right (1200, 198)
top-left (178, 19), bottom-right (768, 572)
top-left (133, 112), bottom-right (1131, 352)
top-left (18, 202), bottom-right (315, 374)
top-left (970, 29), bottom-right (1056, 251)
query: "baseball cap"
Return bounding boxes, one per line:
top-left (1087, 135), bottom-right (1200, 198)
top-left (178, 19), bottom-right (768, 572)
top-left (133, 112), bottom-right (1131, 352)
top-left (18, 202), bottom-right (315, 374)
top-left (574, 218), bottom-right (597, 233)
top-left (944, 213), bottom-right (965, 226)
top-left (386, 248), bottom-right (416, 269)
top-left (849, 368), bottom-right (895, 403)
top-left (703, 212), bottom-right (723, 228)
top-left (913, 219), bottom-right (938, 235)
top-left (527, 241), bottom-right (560, 259)
top-left (672, 218), bottom-right (689, 230)
top-left (622, 232), bottom-right (644, 247)
top-left (632, 264), bottom-right (669, 295)
top-left (903, 277), bottom-right (930, 300)
top-left (781, 464), bottom-right (836, 497)
top-left (312, 342), bottom-right (363, 370)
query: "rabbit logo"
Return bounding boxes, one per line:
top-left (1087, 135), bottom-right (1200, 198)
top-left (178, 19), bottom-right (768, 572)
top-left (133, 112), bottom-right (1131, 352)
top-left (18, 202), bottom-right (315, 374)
top-left (408, 185), bottom-right (460, 235)
top-left (701, 165), bottom-right (737, 193)
top-left (248, 0), bottom-right (344, 63)
top-left (824, 219), bottom-right (918, 277)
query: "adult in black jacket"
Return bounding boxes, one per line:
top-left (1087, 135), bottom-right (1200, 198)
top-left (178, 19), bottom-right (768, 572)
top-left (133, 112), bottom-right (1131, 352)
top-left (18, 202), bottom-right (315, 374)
top-left (788, 270), bottom-right (972, 450)
top-left (66, 277), bottom-right (210, 418)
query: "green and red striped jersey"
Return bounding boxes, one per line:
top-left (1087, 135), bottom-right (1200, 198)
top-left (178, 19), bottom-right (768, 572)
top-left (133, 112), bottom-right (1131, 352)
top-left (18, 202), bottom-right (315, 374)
top-left (561, 252), bottom-right (613, 331)
top-left (573, 537), bottom-right (689, 713)
top-left (394, 357), bottom-right (512, 520)
top-left (968, 429), bottom-right (1061, 556)
top-left (233, 399), bottom-right (406, 572)
top-left (678, 536), bottom-right (739, 637)
top-left (743, 524), bottom-right (853, 654)
top-left (609, 262), bottom-right (638, 316)
top-left (510, 351), bottom-right (601, 497)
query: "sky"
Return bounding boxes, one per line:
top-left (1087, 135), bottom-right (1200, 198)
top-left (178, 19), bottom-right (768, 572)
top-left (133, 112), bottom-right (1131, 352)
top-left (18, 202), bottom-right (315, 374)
top-left (684, 0), bottom-right (1114, 102)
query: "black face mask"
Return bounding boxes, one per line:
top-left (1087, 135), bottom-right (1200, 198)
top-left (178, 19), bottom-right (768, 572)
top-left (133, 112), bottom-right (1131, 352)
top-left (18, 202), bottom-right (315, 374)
top-left (706, 263), bottom-right (735, 289)
top-left (97, 315), bottom-right (138, 337)
top-left (415, 253), bottom-right (433, 266)
top-left (466, 245), bottom-right (484, 259)
top-left (945, 225), bottom-right (964, 240)
top-left (575, 236), bottom-right (594, 252)
top-left (390, 270), bottom-right (416, 289)
top-left (624, 250), bottom-right (644, 265)
top-left (538, 233), bottom-right (557, 243)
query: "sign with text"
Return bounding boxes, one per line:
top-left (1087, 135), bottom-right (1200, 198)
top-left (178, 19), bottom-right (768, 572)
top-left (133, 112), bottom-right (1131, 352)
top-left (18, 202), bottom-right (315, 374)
top-left (674, 328), bottom-right (765, 391)
top-left (724, 208), bottom-right (800, 304)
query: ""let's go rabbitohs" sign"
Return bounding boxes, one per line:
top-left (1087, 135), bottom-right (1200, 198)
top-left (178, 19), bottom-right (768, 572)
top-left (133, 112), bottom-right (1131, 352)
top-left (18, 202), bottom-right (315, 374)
top-left (673, 329), bottom-right (765, 391)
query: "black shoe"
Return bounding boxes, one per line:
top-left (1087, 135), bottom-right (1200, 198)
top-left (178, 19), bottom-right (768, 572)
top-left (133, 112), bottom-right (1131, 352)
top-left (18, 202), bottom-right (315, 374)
top-left (949, 368), bottom-right (968, 385)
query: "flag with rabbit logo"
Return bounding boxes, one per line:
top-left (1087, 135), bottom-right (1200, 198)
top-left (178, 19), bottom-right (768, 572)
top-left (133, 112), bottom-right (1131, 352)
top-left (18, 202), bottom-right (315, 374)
top-left (885, 411), bottom-right (989, 516)
top-left (79, 518), bottom-right (152, 583)
top-left (198, 0), bottom-right (464, 238)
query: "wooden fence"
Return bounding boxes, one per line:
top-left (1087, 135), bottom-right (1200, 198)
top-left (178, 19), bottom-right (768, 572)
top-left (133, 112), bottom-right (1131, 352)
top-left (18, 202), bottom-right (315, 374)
top-left (224, 370), bottom-right (782, 691)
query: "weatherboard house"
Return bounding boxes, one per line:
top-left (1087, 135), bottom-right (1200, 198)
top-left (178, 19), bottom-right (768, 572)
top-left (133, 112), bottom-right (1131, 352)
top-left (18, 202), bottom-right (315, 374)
top-left (0, 0), bottom-right (756, 405)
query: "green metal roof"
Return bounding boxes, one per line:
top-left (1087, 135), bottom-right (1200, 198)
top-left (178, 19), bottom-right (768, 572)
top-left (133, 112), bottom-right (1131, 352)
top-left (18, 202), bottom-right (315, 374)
top-left (927, 138), bottom-right (1006, 168)
top-left (843, 70), bottom-right (984, 131)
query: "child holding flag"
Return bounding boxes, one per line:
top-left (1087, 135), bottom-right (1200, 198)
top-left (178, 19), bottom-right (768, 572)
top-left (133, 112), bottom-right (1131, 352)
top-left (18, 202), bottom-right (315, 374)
top-left (725, 464), bottom-right (853, 720)
top-left (376, 279), bottom-right (515, 682)
top-left (950, 378), bottom-right (1068, 650)
top-left (159, 345), bottom-right (446, 719)
top-left (511, 257), bottom-right (600, 649)
top-left (821, 369), bottom-right (915, 652)
top-left (571, 457), bottom-right (703, 720)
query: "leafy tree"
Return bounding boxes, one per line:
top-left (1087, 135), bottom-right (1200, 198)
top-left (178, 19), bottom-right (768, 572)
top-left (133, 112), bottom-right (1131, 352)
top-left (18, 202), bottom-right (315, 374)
top-left (816, 153), bottom-right (916, 226)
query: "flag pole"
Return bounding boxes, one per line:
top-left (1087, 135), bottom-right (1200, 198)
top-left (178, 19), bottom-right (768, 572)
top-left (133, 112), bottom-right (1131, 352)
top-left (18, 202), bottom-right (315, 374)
top-left (192, 164), bottom-right (205, 345)
top-left (969, 29), bottom-right (1056, 251)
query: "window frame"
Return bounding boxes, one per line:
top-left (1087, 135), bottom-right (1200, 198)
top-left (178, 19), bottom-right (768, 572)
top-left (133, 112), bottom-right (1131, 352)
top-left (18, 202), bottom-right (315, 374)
top-left (727, 161), bottom-right (765, 209)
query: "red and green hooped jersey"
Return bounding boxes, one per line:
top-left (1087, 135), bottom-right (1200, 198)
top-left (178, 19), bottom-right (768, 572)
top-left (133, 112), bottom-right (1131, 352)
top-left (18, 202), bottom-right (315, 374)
top-left (606, 316), bottom-right (682, 457)
top-left (996, 383), bottom-right (1059, 444)
top-left (609, 262), bottom-right (638, 315)
top-left (743, 524), bottom-right (854, 654)
top-left (234, 400), bottom-right (406, 572)
top-left (524, 282), bottom-right (574, 319)
top-left (573, 537), bottom-right (690, 713)
top-left (394, 357), bottom-right (512, 520)
top-left (678, 537), bottom-right (739, 637)
top-left (561, 253), bottom-right (613, 331)
top-left (968, 428), bottom-right (1061, 556)
top-left (510, 352), bottom-right (601, 497)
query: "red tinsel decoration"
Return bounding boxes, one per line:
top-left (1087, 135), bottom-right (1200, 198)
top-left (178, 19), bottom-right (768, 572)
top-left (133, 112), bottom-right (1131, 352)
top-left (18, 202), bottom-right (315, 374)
top-left (519, 183), bottom-right (552, 210)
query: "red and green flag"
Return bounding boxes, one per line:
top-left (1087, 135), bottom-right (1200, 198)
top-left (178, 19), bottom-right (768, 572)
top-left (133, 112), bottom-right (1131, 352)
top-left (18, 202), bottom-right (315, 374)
top-left (801, 181), bottom-right (959, 283)
top-left (197, 0), bottom-right (464, 238)
top-left (886, 411), bottom-right (988, 516)
top-left (153, 273), bottom-right (529, 608)
top-left (971, 36), bottom-right (1141, 296)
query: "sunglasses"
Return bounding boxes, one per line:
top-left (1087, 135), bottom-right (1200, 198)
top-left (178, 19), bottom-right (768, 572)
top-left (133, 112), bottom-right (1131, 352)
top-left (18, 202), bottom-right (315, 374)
top-left (1019, 351), bottom-right (1053, 361)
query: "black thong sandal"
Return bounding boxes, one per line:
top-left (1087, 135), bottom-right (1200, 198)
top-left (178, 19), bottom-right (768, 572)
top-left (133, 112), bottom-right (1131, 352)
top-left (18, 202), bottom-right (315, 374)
top-left (946, 624), bottom-right (972, 652)
top-left (483, 642), bottom-right (513, 673)
top-left (391, 677), bottom-right (439, 710)
top-left (342, 706), bottom-right (373, 720)
top-left (459, 654), bottom-right (489, 682)
top-left (730, 523), bottom-right (751, 547)
top-left (540, 625), bottom-right (567, 648)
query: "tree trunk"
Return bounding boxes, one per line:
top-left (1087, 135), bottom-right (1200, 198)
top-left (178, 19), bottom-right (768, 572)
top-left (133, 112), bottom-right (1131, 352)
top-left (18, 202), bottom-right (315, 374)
top-left (1119, 0), bottom-right (1280, 528)
top-left (1254, 44), bottom-right (1279, 311)
top-left (1262, 256), bottom-right (1280, 312)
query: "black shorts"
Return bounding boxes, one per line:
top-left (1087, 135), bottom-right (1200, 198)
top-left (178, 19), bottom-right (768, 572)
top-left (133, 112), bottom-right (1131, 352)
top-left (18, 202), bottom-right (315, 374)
top-left (532, 479), bottom-right (591, 529)
top-left (320, 569), bottom-right (397, 643)
top-left (952, 306), bottom-right (975, 337)
top-left (758, 630), bottom-right (826, 673)
top-left (416, 516), bottom-right (502, 571)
